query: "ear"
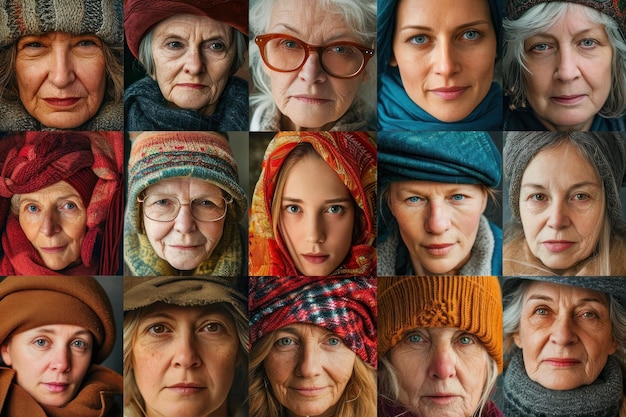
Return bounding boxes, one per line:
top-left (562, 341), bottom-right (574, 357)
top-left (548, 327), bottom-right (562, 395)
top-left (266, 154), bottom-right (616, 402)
top-left (1, 342), bottom-right (12, 366)
top-left (608, 338), bottom-right (618, 355)
top-left (389, 54), bottom-right (398, 67)
top-left (513, 332), bottom-right (522, 349)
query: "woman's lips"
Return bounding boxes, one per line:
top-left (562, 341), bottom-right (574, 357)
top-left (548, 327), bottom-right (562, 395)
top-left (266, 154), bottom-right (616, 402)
top-left (301, 254), bottom-right (329, 264)
top-left (552, 95), bottom-right (585, 105)
top-left (43, 382), bottom-right (69, 393)
top-left (423, 243), bottom-right (454, 256)
top-left (423, 394), bottom-right (461, 405)
top-left (177, 83), bottom-right (206, 89)
top-left (292, 387), bottom-right (327, 397)
top-left (543, 358), bottom-right (581, 367)
top-left (39, 246), bottom-right (66, 254)
top-left (430, 87), bottom-right (469, 100)
top-left (543, 240), bottom-right (575, 252)
top-left (293, 95), bottom-right (330, 105)
top-left (167, 384), bottom-right (206, 394)
top-left (44, 98), bottom-right (80, 107)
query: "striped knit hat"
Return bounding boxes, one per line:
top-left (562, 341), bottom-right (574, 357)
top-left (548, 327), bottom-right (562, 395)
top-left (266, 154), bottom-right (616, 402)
top-left (126, 131), bottom-right (246, 234)
top-left (378, 276), bottom-right (503, 371)
top-left (249, 277), bottom-right (377, 366)
top-left (506, 0), bottom-right (626, 35)
top-left (0, 0), bottom-right (124, 48)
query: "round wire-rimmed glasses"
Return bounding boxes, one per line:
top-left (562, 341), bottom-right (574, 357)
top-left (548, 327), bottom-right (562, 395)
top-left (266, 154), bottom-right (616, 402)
top-left (138, 194), bottom-right (233, 222)
top-left (255, 33), bottom-right (375, 79)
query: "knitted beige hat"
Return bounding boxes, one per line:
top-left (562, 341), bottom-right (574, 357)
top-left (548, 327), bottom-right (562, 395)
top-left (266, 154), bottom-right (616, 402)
top-left (378, 276), bottom-right (503, 371)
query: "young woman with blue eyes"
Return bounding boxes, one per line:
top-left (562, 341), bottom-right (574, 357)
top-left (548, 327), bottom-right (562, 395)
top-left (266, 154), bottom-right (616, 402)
top-left (378, 276), bottom-right (503, 417)
top-left (123, 277), bottom-right (248, 417)
top-left (503, 0), bottom-right (626, 131)
top-left (378, 131), bottom-right (503, 276)
top-left (249, 131), bottom-right (377, 276)
top-left (503, 131), bottom-right (626, 276)
top-left (0, 276), bottom-right (122, 417)
top-left (249, 277), bottom-right (377, 417)
top-left (377, 0), bottom-right (503, 131)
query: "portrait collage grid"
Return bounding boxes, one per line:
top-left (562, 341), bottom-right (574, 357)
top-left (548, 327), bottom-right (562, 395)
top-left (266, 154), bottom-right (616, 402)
top-left (0, 0), bottom-right (624, 416)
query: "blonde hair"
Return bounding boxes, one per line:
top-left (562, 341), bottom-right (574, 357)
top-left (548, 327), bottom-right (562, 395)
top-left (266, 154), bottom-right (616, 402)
top-left (249, 331), bottom-right (376, 417)
top-left (124, 303), bottom-right (249, 417)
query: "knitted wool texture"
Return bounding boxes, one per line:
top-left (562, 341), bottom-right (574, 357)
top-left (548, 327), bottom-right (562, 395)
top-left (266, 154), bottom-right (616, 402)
top-left (249, 277), bottom-right (377, 366)
top-left (124, 276), bottom-right (247, 322)
top-left (0, 276), bottom-right (115, 364)
top-left (124, 131), bottom-right (247, 276)
top-left (0, 131), bottom-right (124, 273)
top-left (378, 276), bottom-right (503, 371)
top-left (506, 0), bottom-right (626, 35)
top-left (124, 0), bottom-right (248, 59)
top-left (0, 0), bottom-right (123, 48)
top-left (504, 131), bottom-right (626, 224)
top-left (248, 131), bottom-right (377, 276)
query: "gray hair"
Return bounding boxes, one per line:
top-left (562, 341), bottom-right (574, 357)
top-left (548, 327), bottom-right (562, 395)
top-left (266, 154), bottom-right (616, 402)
top-left (378, 344), bottom-right (498, 417)
top-left (503, 280), bottom-right (626, 371)
top-left (503, 2), bottom-right (626, 117)
top-left (138, 27), bottom-right (247, 79)
top-left (248, 0), bottom-right (377, 127)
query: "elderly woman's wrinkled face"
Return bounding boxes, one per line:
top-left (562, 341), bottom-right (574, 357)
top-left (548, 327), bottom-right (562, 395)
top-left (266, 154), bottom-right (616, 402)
top-left (278, 154), bottom-right (355, 276)
top-left (523, 4), bottom-right (612, 131)
top-left (514, 281), bottom-right (617, 390)
top-left (0, 324), bottom-right (93, 408)
top-left (151, 14), bottom-right (236, 116)
top-left (390, 327), bottom-right (488, 417)
top-left (391, 0), bottom-right (497, 122)
top-left (15, 32), bottom-right (107, 129)
top-left (264, 323), bottom-right (356, 417)
top-left (142, 177), bottom-right (227, 271)
top-left (132, 303), bottom-right (239, 417)
top-left (17, 181), bottom-right (87, 271)
top-left (519, 141), bottom-right (604, 271)
top-left (388, 181), bottom-right (487, 275)
top-left (263, 0), bottom-right (369, 131)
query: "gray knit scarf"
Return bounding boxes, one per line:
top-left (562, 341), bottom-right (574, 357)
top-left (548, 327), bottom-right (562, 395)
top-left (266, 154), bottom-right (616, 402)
top-left (503, 350), bottom-right (622, 417)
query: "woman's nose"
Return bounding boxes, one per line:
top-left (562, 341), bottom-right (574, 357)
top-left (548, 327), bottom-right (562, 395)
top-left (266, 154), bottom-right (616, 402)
top-left (48, 48), bottom-right (76, 88)
top-left (184, 48), bottom-right (206, 75)
top-left (425, 201), bottom-right (452, 234)
top-left (427, 343), bottom-right (457, 380)
top-left (433, 40), bottom-right (461, 77)
top-left (172, 332), bottom-right (201, 369)
top-left (296, 344), bottom-right (323, 378)
top-left (546, 200), bottom-right (572, 230)
top-left (305, 213), bottom-right (326, 243)
top-left (298, 53), bottom-right (327, 84)
top-left (40, 211), bottom-right (62, 237)
top-left (174, 204), bottom-right (197, 233)
top-left (554, 47), bottom-right (581, 82)
top-left (50, 346), bottom-right (71, 372)
top-left (549, 315), bottom-right (578, 346)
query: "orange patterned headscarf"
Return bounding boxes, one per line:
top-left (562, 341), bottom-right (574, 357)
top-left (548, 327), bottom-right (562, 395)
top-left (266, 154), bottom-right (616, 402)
top-left (249, 131), bottom-right (377, 276)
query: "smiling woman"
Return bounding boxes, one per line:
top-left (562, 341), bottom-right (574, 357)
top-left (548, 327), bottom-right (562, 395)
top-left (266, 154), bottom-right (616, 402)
top-left (0, 0), bottom-right (124, 130)
top-left (248, 131), bottom-right (377, 276)
top-left (124, 0), bottom-right (249, 131)
top-left (0, 131), bottom-right (124, 275)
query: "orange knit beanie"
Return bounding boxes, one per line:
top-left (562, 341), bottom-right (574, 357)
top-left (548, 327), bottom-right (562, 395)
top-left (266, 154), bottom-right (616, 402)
top-left (378, 276), bottom-right (503, 371)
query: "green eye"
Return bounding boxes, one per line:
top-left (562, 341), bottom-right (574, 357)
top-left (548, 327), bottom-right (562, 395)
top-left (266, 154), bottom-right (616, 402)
top-left (408, 334), bottom-right (422, 343)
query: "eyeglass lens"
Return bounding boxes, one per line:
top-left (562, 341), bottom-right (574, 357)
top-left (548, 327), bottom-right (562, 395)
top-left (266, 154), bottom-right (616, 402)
top-left (142, 195), bottom-right (227, 222)
top-left (263, 37), bottom-right (365, 77)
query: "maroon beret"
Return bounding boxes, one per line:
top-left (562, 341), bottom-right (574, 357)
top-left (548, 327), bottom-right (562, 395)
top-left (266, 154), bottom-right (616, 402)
top-left (124, 0), bottom-right (249, 59)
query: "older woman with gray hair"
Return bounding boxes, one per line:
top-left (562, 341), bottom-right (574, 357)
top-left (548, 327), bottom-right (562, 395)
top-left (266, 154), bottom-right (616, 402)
top-left (124, 0), bottom-right (248, 131)
top-left (249, 0), bottom-right (376, 131)
top-left (503, 131), bottom-right (626, 275)
top-left (503, 0), bottom-right (626, 131)
top-left (378, 276), bottom-right (503, 417)
top-left (502, 277), bottom-right (626, 417)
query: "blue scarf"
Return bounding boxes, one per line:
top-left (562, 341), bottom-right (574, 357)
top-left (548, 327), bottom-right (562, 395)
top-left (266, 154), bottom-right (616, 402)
top-left (378, 68), bottom-right (503, 131)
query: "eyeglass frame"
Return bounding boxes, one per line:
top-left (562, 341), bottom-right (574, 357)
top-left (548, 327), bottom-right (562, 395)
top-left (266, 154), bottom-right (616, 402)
top-left (137, 193), bottom-right (233, 223)
top-left (255, 33), bottom-right (375, 79)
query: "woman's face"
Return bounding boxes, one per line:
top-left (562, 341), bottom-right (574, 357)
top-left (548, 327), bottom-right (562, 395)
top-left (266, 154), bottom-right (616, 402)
top-left (0, 324), bottom-right (93, 408)
top-left (143, 177), bottom-right (227, 271)
top-left (15, 31), bottom-right (106, 129)
top-left (263, 0), bottom-right (368, 131)
top-left (17, 181), bottom-right (87, 271)
top-left (264, 323), bottom-right (356, 417)
top-left (132, 303), bottom-right (239, 417)
top-left (514, 281), bottom-right (617, 390)
top-left (151, 14), bottom-right (236, 116)
top-left (390, 327), bottom-right (488, 417)
top-left (388, 181), bottom-right (487, 275)
top-left (278, 155), bottom-right (355, 276)
top-left (522, 4), bottom-right (613, 131)
top-left (519, 141), bottom-right (604, 271)
top-left (391, 0), bottom-right (497, 122)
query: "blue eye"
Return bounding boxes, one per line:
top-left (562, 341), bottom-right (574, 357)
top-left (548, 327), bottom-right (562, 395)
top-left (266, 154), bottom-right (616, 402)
top-left (408, 334), bottom-right (422, 343)
top-left (277, 337), bottom-right (294, 346)
top-left (285, 205), bottom-right (300, 214)
top-left (451, 194), bottom-right (465, 201)
top-left (406, 196), bottom-right (423, 204)
top-left (458, 336), bottom-right (473, 345)
top-left (532, 43), bottom-right (550, 52)
top-left (580, 39), bottom-right (597, 48)
top-left (327, 337), bottom-right (341, 346)
top-left (327, 205), bottom-right (344, 214)
top-left (410, 35), bottom-right (428, 45)
top-left (34, 338), bottom-right (48, 347)
top-left (26, 204), bottom-right (39, 213)
top-left (463, 30), bottom-right (480, 40)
